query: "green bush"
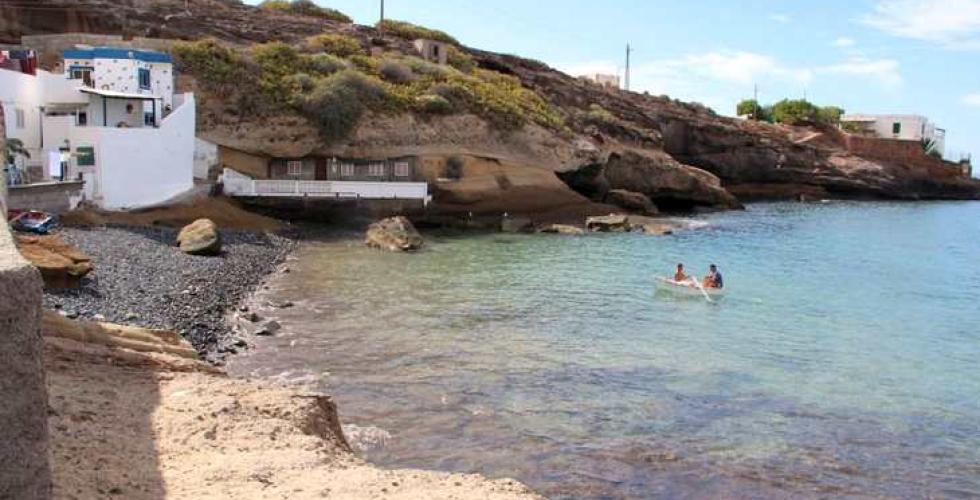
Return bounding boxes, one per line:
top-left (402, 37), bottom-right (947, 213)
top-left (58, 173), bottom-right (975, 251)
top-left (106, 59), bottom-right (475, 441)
top-left (771, 99), bottom-right (818, 125)
top-left (584, 104), bottom-right (617, 126)
top-left (402, 56), bottom-right (450, 77)
top-left (816, 106), bottom-right (844, 125)
top-left (415, 94), bottom-right (453, 114)
top-left (296, 70), bottom-right (390, 142)
top-left (446, 46), bottom-right (476, 73)
top-left (305, 33), bottom-right (363, 56)
top-left (348, 54), bottom-right (380, 74)
top-left (172, 38), bottom-right (245, 89)
top-left (458, 69), bottom-right (564, 131)
top-left (308, 53), bottom-right (348, 74)
top-left (251, 42), bottom-right (308, 104)
top-left (378, 60), bottom-right (415, 84)
top-left (376, 19), bottom-right (458, 44)
top-left (285, 72), bottom-right (317, 94)
top-left (259, 0), bottom-right (352, 23)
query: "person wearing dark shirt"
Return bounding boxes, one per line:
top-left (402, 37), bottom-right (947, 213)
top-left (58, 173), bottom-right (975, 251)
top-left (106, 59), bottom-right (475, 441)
top-left (702, 264), bottom-right (724, 289)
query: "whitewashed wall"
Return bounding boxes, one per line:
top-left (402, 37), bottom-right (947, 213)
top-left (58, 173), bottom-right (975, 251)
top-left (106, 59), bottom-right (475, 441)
top-left (0, 69), bottom-right (43, 166)
top-left (70, 93), bottom-right (195, 209)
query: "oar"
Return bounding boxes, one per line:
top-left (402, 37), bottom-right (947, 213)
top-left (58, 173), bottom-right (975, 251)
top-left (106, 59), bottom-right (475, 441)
top-left (690, 277), bottom-right (715, 303)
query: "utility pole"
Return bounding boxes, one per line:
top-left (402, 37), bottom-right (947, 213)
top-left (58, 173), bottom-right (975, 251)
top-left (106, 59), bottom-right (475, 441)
top-left (753, 83), bottom-right (759, 119)
top-left (380, 0), bottom-right (385, 23)
top-left (624, 43), bottom-right (632, 91)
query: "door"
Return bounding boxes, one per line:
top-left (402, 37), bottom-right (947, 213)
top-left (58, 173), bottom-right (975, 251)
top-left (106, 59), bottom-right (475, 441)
top-left (315, 157), bottom-right (327, 181)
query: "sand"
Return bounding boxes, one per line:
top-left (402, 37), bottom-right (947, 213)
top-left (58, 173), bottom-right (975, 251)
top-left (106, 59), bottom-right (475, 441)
top-left (45, 334), bottom-right (539, 499)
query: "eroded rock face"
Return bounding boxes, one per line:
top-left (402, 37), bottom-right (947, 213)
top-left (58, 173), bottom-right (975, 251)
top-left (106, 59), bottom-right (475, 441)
top-left (586, 214), bottom-right (631, 232)
top-left (537, 224), bottom-right (585, 235)
top-left (15, 234), bottom-right (93, 289)
top-left (365, 216), bottom-right (424, 252)
top-left (177, 219), bottom-right (222, 256)
top-left (604, 189), bottom-right (658, 215)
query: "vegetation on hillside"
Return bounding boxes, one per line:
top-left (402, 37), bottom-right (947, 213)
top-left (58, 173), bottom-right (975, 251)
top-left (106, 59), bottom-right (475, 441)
top-left (737, 98), bottom-right (844, 126)
top-left (376, 19), bottom-right (458, 44)
top-left (172, 36), bottom-right (565, 143)
top-left (258, 0), bottom-right (352, 23)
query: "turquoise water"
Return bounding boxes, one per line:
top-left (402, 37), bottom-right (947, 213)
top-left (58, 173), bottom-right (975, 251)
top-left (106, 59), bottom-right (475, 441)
top-left (231, 202), bottom-right (980, 498)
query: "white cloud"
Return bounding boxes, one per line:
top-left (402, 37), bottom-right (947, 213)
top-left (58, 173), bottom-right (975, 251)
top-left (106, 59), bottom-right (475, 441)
top-left (816, 57), bottom-right (903, 87)
top-left (769, 13), bottom-right (791, 23)
top-left (834, 37), bottom-right (856, 47)
top-left (638, 51), bottom-right (812, 87)
top-left (861, 0), bottom-right (980, 49)
top-left (964, 93), bottom-right (980, 106)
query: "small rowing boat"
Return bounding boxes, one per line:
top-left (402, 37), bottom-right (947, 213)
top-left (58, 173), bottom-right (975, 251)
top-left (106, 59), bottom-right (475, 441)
top-left (655, 276), bottom-right (725, 298)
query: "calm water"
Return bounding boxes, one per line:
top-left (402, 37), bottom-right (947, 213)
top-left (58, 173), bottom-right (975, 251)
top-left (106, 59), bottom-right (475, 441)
top-left (230, 202), bottom-right (980, 498)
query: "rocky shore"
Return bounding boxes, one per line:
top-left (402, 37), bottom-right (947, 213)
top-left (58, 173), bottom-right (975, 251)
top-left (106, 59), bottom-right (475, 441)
top-left (42, 225), bottom-right (294, 359)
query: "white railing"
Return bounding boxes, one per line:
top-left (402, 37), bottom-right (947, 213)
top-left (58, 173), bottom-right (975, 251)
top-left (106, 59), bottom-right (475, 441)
top-left (222, 168), bottom-right (430, 204)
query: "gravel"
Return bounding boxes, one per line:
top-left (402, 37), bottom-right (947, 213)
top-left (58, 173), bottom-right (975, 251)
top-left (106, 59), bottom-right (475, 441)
top-left (43, 226), bottom-right (294, 359)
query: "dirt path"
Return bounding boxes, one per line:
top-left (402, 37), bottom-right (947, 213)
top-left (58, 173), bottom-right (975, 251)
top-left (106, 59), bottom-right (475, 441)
top-left (45, 336), bottom-right (539, 499)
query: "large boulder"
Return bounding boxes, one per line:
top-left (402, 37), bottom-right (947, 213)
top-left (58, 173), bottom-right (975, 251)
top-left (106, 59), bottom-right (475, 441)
top-left (365, 216), bottom-right (424, 252)
top-left (604, 189), bottom-right (658, 215)
top-left (586, 214), bottom-right (631, 232)
top-left (177, 219), bottom-right (222, 256)
top-left (15, 234), bottom-right (93, 289)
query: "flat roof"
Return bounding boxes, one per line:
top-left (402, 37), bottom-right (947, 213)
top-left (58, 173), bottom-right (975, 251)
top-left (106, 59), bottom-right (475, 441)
top-left (79, 87), bottom-right (161, 100)
top-left (63, 47), bottom-right (172, 63)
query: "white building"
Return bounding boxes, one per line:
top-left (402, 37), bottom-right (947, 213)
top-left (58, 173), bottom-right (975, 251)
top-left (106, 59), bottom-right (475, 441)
top-left (0, 46), bottom-right (194, 209)
top-left (579, 73), bottom-right (620, 89)
top-left (840, 114), bottom-right (946, 156)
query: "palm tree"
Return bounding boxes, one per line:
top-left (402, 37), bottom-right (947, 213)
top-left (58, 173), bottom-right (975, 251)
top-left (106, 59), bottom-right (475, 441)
top-left (4, 138), bottom-right (30, 166)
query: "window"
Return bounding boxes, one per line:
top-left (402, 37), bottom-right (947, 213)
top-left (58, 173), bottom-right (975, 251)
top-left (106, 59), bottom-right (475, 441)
top-left (138, 68), bottom-right (151, 90)
top-left (76, 146), bottom-right (96, 167)
top-left (368, 163), bottom-right (385, 177)
top-left (287, 160), bottom-right (303, 176)
top-left (892, 122), bottom-right (901, 135)
top-left (77, 112), bottom-right (87, 126)
top-left (14, 108), bottom-right (25, 129)
top-left (69, 66), bottom-right (94, 87)
top-left (393, 161), bottom-right (410, 177)
top-left (340, 163), bottom-right (354, 177)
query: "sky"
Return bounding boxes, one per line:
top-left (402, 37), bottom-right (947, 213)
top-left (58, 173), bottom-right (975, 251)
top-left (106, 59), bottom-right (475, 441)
top-left (246, 0), bottom-right (980, 161)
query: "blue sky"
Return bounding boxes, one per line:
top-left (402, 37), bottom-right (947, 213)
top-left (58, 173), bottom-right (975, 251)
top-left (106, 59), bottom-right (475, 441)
top-left (247, 0), bottom-right (980, 161)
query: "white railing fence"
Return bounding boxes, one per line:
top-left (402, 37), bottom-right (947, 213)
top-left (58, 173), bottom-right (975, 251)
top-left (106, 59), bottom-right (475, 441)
top-left (222, 168), bottom-right (430, 204)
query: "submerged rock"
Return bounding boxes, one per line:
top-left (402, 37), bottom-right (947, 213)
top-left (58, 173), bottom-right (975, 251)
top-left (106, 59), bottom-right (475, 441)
top-left (537, 224), bottom-right (585, 235)
top-left (365, 216), bottom-right (424, 252)
top-left (177, 219), bottom-right (222, 256)
top-left (500, 215), bottom-right (533, 233)
top-left (585, 214), bottom-right (631, 232)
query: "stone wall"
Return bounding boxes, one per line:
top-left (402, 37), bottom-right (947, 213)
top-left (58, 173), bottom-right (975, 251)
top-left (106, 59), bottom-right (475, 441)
top-left (0, 218), bottom-right (51, 499)
top-left (844, 135), bottom-right (964, 179)
top-left (7, 181), bottom-right (84, 214)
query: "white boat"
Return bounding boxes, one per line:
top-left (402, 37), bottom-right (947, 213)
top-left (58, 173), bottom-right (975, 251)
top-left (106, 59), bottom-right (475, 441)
top-left (655, 277), bottom-right (725, 298)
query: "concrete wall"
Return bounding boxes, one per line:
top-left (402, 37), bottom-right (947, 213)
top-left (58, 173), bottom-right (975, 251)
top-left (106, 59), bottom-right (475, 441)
top-left (0, 219), bottom-right (51, 499)
top-left (71, 93), bottom-right (195, 209)
top-left (194, 138), bottom-right (218, 180)
top-left (7, 181), bottom-right (84, 213)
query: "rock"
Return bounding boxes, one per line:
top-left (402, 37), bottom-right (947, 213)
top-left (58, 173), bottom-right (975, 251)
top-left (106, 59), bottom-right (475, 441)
top-left (586, 214), bottom-right (631, 232)
top-left (537, 224), bottom-right (585, 235)
top-left (632, 223), bottom-right (674, 235)
top-left (500, 215), bottom-right (533, 233)
top-left (267, 300), bottom-right (293, 309)
top-left (364, 216), bottom-right (424, 252)
top-left (255, 320), bottom-right (281, 336)
top-left (604, 189), bottom-right (658, 215)
top-left (15, 234), bottom-right (93, 289)
top-left (246, 311), bottom-right (261, 323)
top-left (177, 218), bottom-right (222, 256)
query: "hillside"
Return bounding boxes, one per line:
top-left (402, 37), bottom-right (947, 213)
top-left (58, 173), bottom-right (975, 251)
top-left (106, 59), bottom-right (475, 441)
top-left (5, 0), bottom-right (978, 217)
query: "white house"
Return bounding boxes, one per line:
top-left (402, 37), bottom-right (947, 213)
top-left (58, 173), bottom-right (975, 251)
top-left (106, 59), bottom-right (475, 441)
top-left (579, 73), bottom-right (620, 89)
top-left (0, 46), bottom-right (194, 209)
top-left (840, 114), bottom-right (946, 156)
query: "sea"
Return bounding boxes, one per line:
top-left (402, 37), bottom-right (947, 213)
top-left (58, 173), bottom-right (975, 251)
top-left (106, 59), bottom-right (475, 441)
top-left (228, 201), bottom-right (980, 499)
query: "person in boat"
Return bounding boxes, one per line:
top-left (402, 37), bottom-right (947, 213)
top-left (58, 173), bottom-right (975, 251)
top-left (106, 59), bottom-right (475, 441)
top-left (674, 263), bottom-right (689, 282)
top-left (702, 264), bottom-right (724, 289)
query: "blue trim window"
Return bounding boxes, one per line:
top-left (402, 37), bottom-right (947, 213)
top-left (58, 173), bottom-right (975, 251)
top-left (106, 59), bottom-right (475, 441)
top-left (69, 65), bottom-right (94, 87)
top-left (138, 68), bottom-right (151, 90)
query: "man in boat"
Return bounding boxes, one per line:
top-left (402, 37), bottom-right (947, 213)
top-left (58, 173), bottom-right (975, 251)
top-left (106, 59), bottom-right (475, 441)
top-left (702, 264), bottom-right (723, 289)
top-left (674, 263), bottom-right (689, 282)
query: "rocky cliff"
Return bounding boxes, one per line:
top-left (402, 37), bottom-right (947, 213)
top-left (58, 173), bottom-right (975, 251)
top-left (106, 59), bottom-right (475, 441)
top-left (6, 0), bottom-right (978, 219)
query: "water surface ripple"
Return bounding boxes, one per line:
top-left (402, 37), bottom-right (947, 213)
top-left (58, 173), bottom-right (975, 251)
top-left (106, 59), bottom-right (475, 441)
top-left (230, 202), bottom-right (980, 498)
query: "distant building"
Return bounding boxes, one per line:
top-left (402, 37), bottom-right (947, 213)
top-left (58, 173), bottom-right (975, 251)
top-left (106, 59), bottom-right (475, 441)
top-left (0, 45), bottom-right (195, 209)
top-left (840, 114), bottom-right (946, 157)
top-left (579, 73), bottom-right (620, 89)
top-left (413, 39), bottom-right (448, 65)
